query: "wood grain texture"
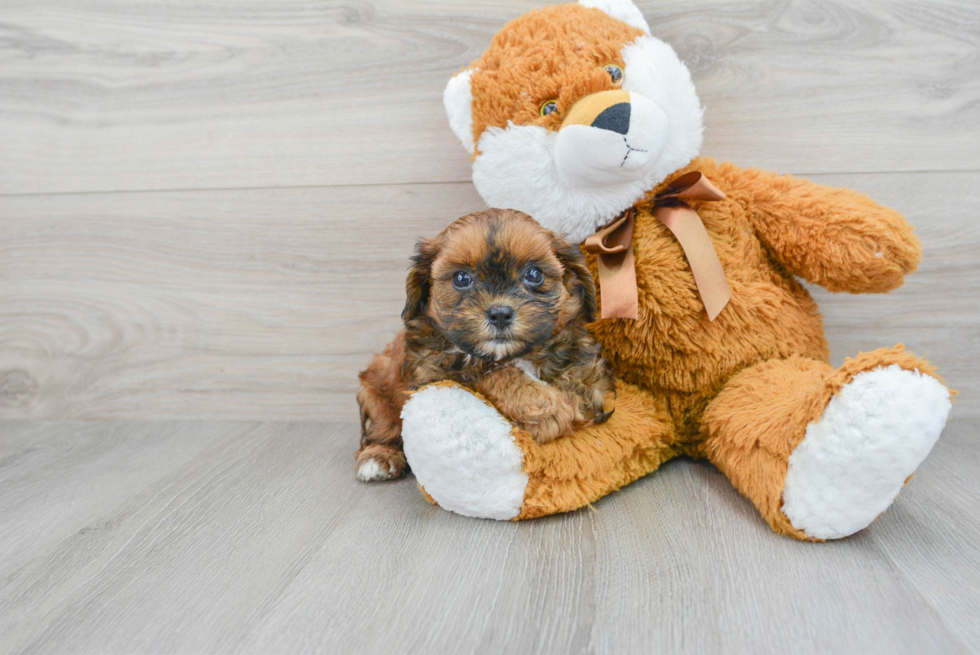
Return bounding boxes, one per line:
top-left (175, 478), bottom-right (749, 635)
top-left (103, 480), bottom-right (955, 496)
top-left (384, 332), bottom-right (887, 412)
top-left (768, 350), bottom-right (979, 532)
top-left (806, 171), bottom-right (980, 418)
top-left (1, 172), bottom-right (976, 421)
top-left (0, 182), bottom-right (480, 420)
top-left (1, 2), bottom-right (977, 652)
top-left (0, 419), bottom-right (976, 654)
top-left (1, 0), bottom-right (979, 195)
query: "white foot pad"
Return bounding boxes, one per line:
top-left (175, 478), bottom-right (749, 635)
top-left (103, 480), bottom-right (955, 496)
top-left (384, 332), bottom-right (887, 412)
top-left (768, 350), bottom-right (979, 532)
top-left (782, 365), bottom-right (952, 539)
top-left (357, 458), bottom-right (397, 482)
top-left (401, 386), bottom-right (528, 520)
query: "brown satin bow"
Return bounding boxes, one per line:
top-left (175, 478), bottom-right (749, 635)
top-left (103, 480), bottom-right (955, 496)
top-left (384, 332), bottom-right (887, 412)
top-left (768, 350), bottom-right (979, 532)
top-left (583, 171), bottom-right (732, 321)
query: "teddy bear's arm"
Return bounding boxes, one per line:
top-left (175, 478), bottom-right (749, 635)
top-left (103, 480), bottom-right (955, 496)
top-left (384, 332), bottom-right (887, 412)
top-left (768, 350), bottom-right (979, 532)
top-left (724, 164), bottom-right (921, 293)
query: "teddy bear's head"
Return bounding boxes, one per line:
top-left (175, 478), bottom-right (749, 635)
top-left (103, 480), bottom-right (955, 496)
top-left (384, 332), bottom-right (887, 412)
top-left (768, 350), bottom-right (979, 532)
top-left (444, 0), bottom-right (704, 243)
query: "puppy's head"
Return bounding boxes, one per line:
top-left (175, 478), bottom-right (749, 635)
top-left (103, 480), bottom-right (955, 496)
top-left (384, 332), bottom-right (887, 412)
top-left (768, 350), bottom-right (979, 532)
top-left (403, 208), bottom-right (596, 361)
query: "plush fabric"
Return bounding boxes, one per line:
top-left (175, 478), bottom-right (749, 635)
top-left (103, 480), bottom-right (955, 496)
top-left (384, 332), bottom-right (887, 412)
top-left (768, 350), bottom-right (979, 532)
top-left (780, 365), bottom-right (951, 539)
top-left (458, 6), bottom-right (704, 241)
top-left (403, 0), bottom-right (953, 540)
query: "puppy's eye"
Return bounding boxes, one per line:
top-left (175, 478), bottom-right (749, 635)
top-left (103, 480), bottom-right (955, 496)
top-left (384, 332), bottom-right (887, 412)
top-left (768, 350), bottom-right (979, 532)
top-left (522, 267), bottom-right (544, 286)
top-left (604, 64), bottom-right (623, 84)
top-left (539, 100), bottom-right (559, 117)
top-left (451, 271), bottom-right (473, 290)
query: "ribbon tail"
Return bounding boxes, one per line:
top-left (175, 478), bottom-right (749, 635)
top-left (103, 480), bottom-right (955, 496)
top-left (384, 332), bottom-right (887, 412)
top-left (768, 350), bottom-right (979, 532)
top-left (597, 245), bottom-right (638, 320)
top-left (585, 208), bottom-right (639, 320)
top-left (656, 205), bottom-right (732, 321)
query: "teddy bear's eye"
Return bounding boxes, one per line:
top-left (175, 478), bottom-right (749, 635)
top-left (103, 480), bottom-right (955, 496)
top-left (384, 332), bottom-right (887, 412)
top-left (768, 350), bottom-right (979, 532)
top-left (539, 100), bottom-right (559, 117)
top-left (604, 64), bottom-right (623, 84)
top-left (452, 271), bottom-right (473, 290)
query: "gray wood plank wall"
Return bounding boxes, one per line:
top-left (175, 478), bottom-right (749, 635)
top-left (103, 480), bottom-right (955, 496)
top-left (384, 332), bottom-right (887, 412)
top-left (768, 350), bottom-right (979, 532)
top-left (2, 3), bottom-right (979, 654)
top-left (2, 0), bottom-right (978, 420)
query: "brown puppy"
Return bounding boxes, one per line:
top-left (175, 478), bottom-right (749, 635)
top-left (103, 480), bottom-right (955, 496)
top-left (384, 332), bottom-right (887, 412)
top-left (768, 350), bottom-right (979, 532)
top-left (356, 208), bottom-right (615, 482)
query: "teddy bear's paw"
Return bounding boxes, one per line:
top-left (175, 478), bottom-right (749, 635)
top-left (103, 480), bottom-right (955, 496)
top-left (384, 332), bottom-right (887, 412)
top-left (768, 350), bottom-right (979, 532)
top-left (401, 385), bottom-right (529, 520)
top-left (781, 365), bottom-right (952, 540)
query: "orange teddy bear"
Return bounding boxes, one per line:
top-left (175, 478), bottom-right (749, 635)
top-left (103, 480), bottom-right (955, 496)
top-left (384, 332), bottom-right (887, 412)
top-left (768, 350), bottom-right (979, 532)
top-left (398, 0), bottom-right (952, 540)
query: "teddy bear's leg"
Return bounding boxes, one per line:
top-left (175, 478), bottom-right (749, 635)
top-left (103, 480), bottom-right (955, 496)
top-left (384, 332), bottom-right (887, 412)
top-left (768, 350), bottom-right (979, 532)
top-left (401, 380), bottom-right (678, 520)
top-left (702, 346), bottom-right (952, 540)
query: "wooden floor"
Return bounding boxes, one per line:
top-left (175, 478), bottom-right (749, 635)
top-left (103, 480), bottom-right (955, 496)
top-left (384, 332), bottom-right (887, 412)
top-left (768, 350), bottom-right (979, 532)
top-left (0, 419), bottom-right (977, 654)
top-left (2, 1), bottom-right (980, 653)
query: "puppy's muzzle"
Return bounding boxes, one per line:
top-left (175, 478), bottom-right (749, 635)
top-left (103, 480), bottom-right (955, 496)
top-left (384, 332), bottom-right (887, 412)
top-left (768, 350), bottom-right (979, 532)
top-left (486, 305), bottom-right (514, 329)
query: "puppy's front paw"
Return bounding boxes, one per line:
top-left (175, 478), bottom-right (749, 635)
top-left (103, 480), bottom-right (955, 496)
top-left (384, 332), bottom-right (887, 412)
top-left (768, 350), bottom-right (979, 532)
top-left (355, 444), bottom-right (407, 482)
top-left (519, 400), bottom-right (577, 444)
top-left (579, 392), bottom-right (615, 427)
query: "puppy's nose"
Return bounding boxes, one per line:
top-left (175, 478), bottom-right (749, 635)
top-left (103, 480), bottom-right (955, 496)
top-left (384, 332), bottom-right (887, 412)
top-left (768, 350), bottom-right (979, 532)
top-left (591, 102), bottom-right (630, 135)
top-left (486, 305), bottom-right (514, 329)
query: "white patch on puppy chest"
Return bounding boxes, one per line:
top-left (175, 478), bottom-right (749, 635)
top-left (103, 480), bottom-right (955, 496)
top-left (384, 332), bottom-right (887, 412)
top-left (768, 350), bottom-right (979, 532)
top-left (513, 358), bottom-right (541, 382)
top-left (781, 365), bottom-right (951, 540)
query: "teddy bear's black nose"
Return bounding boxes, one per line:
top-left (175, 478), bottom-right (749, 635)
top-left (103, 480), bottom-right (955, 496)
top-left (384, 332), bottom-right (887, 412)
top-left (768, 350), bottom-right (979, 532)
top-left (591, 102), bottom-right (631, 135)
top-left (486, 305), bottom-right (514, 329)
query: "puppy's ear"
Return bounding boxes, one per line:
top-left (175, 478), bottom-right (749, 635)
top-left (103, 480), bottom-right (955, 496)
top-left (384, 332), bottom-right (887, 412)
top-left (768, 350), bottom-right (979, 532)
top-left (402, 236), bottom-right (441, 322)
top-left (554, 236), bottom-right (598, 323)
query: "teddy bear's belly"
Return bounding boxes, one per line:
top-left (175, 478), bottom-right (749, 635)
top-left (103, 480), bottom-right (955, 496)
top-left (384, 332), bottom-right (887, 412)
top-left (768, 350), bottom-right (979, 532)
top-left (590, 259), bottom-right (830, 438)
top-left (597, 278), bottom-right (827, 381)
top-left (585, 197), bottom-right (831, 433)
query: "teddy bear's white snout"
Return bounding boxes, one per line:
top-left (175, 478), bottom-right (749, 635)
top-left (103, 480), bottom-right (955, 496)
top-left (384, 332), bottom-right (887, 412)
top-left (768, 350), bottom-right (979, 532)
top-left (554, 93), bottom-right (668, 190)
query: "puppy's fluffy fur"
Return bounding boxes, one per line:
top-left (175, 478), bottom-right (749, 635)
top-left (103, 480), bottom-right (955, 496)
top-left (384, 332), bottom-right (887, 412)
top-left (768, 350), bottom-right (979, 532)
top-left (356, 208), bottom-right (615, 481)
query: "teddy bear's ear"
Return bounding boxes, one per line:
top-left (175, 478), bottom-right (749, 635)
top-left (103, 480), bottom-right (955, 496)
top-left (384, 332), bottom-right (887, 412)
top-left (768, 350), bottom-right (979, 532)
top-left (443, 69), bottom-right (476, 156)
top-left (579, 0), bottom-right (650, 35)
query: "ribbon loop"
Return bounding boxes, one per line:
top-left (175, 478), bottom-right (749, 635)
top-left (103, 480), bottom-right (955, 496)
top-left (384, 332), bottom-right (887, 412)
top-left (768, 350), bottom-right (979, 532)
top-left (583, 209), bottom-right (634, 255)
top-left (660, 170), bottom-right (726, 202)
top-left (585, 171), bottom-right (732, 321)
